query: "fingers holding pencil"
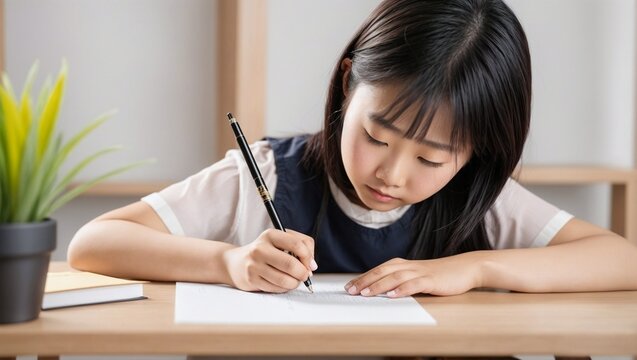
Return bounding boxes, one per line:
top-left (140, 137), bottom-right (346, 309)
top-left (221, 228), bottom-right (316, 292)
top-left (260, 229), bottom-right (316, 282)
top-left (276, 228), bottom-right (318, 272)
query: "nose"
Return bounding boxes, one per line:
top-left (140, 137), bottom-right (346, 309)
top-left (375, 157), bottom-right (407, 188)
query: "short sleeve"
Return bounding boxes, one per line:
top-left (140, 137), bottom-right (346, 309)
top-left (141, 140), bottom-right (276, 246)
top-left (485, 179), bottom-right (574, 249)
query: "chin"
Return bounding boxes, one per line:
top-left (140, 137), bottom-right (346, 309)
top-left (357, 193), bottom-right (403, 212)
top-left (367, 202), bottom-right (402, 212)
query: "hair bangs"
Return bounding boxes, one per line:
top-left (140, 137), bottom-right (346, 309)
top-left (373, 80), bottom-right (473, 154)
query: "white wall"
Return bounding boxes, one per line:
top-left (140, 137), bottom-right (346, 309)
top-left (266, 0), bottom-right (380, 136)
top-left (265, 0), bottom-right (636, 229)
top-left (5, 0), bottom-right (217, 260)
top-left (509, 0), bottom-right (635, 167)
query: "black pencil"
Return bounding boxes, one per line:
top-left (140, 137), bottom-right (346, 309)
top-left (226, 112), bottom-right (314, 293)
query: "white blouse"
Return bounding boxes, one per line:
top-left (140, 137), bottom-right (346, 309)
top-left (142, 140), bottom-right (573, 250)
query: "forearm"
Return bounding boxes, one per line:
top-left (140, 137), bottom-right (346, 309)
top-left (67, 219), bottom-right (235, 284)
top-left (477, 235), bottom-right (637, 292)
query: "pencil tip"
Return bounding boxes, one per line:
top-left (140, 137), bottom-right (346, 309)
top-left (226, 112), bottom-right (234, 121)
top-left (308, 285), bottom-right (314, 293)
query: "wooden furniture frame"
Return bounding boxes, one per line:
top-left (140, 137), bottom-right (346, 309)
top-left (78, 166), bottom-right (637, 243)
top-left (516, 166), bottom-right (637, 242)
top-left (216, 0), bottom-right (267, 156)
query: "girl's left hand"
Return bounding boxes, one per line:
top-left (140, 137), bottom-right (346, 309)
top-left (344, 253), bottom-right (484, 298)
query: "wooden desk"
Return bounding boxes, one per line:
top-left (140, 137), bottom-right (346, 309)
top-left (1, 263), bottom-right (636, 359)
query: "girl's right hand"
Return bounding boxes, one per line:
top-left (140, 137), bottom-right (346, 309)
top-left (221, 229), bottom-right (317, 293)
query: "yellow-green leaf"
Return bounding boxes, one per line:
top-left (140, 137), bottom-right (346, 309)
top-left (42, 159), bottom-right (153, 218)
top-left (0, 87), bottom-right (22, 195)
top-left (0, 130), bottom-right (7, 221)
top-left (1, 60), bottom-right (150, 222)
top-left (37, 61), bottom-right (67, 162)
top-left (2, 73), bottom-right (17, 100)
top-left (35, 76), bottom-right (51, 121)
top-left (15, 134), bottom-right (61, 222)
top-left (20, 62), bottom-right (39, 138)
top-left (37, 146), bottom-right (122, 217)
top-left (38, 110), bottom-right (116, 203)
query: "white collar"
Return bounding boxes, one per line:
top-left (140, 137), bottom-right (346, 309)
top-left (328, 177), bottom-right (411, 229)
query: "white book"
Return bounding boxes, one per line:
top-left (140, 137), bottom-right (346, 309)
top-left (42, 271), bottom-right (147, 310)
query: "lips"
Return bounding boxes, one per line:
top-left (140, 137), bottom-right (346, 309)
top-left (366, 185), bottom-right (397, 202)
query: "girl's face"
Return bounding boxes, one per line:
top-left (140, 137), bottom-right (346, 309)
top-left (340, 83), bottom-right (473, 211)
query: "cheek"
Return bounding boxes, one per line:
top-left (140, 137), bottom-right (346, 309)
top-left (341, 130), bottom-right (375, 180)
top-left (410, 167), bottom-right (461, 201)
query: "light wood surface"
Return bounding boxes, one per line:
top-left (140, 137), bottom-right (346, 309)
top-left (516, 166), bottom-right (636, 185)
top-left (0, 262), bottom-right (636, 358)
top-left (70, 181), bottom-right (171, 197)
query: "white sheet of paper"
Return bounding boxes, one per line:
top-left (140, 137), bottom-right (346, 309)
top-left (175, 274), bottom-right (436, 325)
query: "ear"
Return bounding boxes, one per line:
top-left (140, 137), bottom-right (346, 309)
top-left (340, 58), bottom-right (353, 98)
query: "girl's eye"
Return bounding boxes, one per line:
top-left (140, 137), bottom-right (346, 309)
top-left (418, 157), bottom-right (443, 168)
top-left (364, 130), bottom-right (387, 146)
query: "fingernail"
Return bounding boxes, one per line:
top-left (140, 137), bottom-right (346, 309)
top-left (344, 281), bottom-right (352, 290)
top-left (310, 259), bottom-right (318, 271)
top-left (347, 285), bottom-right (357, 295)
top-left (387, 290), bottom-right (397, 297)
top-left (360, 288), bottom-right (370, 296)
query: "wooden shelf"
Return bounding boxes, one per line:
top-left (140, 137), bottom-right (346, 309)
top-left (73, 166), bottom-right (637, 197)
top-left (72, 181), bottom-right (171, 197)
top-left (516, 165), bottom-right (636, 185)
top-left (73, 167), bottom-right (635, 196)
top-left (70, 169), bottom-right (636, 241)
top-left (71, 166), bottom-right (636, 242)
top-left (517, 165), bottom-right (636, 242)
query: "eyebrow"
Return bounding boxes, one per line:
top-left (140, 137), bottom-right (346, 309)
top-left (368, 113), bottom-right (453, 152)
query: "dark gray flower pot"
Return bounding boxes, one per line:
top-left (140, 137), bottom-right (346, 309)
top-left (0, 219), bottom-right (56, 324)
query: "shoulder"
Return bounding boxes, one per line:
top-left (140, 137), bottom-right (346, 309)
top-left (141, 139), bottom-right (278, 243)
top-left (267, 135), bottom-right (311, 159)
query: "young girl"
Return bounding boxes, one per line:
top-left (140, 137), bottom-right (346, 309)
top-left (68, 0), bottom-right (637, 299)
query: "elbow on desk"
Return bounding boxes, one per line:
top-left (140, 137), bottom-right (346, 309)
top-left (67, 222), bottom-right (100, 272)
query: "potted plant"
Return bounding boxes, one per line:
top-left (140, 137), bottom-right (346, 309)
top-left (0, 61), bottom-right (148, 324)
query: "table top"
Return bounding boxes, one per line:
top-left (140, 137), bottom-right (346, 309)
top-left (1, 262), bottom-right (636, 357)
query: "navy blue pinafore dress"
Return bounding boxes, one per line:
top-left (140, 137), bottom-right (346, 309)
top-left (269, 136), bottom-right (415, 273)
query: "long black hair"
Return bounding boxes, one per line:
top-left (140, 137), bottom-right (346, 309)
top-left (303, 0), bottom-right (531, 259)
